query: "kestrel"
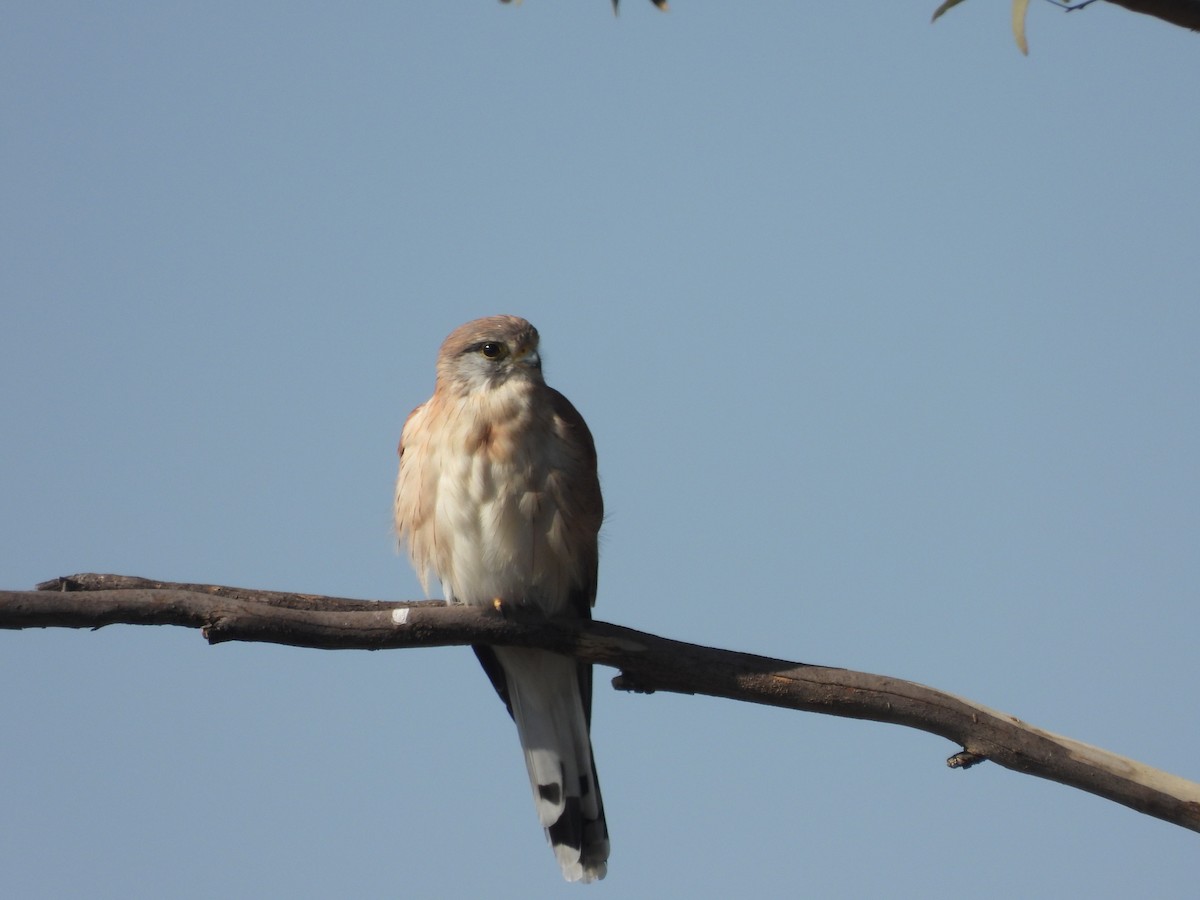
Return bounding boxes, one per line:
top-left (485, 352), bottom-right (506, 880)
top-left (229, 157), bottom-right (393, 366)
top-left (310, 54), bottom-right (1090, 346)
top-left (394, 315), bottom-right (609, 882)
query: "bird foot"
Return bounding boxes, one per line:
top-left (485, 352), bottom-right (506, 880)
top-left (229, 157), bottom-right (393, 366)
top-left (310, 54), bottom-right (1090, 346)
top-left (488, 596), bottom-right (549, 625)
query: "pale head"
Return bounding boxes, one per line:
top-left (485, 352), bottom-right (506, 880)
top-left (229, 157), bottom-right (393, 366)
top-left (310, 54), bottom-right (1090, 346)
top-left (435, 315), bottom-right (545, 395)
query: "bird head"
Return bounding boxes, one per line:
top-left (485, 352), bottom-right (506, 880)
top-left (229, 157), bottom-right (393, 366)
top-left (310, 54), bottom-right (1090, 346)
top-left (435, 315), bottom-right (544, 395)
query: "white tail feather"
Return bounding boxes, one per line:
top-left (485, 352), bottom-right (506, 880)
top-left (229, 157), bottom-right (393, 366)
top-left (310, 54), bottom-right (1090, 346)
top-left (495, 647), bottom-right (609, 883)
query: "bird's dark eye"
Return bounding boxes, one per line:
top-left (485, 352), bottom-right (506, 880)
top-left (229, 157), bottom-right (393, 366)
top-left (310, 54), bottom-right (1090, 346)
top-left (480, 342), bottom-right (504, 359)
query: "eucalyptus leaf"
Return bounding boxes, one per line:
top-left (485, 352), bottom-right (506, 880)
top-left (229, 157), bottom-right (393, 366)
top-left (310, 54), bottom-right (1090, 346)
top-left (930, 0), bottom-right (970, 23)
top-left (1012, 0), bottom-right (1032, 53)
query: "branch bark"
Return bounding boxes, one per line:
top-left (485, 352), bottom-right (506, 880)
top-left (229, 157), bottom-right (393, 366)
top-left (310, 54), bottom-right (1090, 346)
top-left (1101, 0), bottom-right (1200, 32)
top-left (4, 573), bottom-right (1199, 834)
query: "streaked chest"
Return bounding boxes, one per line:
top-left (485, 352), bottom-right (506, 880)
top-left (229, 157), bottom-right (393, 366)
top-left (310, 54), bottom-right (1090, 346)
top-left (396, 383), bottom-right (580, 613)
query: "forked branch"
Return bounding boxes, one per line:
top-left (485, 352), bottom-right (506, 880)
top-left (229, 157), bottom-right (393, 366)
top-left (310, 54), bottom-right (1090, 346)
top-left (4, 573), bottom-right (1199, 834)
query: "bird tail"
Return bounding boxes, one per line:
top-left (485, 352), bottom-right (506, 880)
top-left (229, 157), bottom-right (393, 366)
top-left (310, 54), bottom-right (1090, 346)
top-left (494, 647), bottom-right (609, 883)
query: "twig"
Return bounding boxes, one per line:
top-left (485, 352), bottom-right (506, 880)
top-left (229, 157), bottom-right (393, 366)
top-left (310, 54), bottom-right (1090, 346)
top-left (4, 574), bottom-right (1200, 834)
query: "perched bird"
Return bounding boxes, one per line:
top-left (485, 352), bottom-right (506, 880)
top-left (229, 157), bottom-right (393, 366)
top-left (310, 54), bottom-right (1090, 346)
top-left (394, 315), bottom-right (609, 882)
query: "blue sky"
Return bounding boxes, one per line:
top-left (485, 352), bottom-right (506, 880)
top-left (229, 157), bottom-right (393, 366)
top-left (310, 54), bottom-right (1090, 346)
top-left (3, 3), bottom-right (1198, 898)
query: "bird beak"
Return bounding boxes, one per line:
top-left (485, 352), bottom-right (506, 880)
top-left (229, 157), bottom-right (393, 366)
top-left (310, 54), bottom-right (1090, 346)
top-left (515, 346), bottom-right (541, 370)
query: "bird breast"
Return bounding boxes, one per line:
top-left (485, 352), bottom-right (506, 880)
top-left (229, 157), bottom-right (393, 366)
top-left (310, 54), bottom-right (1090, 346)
top-left (398, 380), bottom-right (581, 616)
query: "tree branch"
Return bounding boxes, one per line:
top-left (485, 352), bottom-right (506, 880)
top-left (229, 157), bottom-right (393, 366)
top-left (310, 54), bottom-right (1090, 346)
top-left (4, 573), bottom-right (1199, 834)
top-left (1101, 0), bottom-right (1200, 31)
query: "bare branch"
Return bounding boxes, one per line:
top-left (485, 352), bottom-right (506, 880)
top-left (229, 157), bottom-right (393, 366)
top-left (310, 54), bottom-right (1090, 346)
top-left (1101, 0), bottom-right (1200, 31)
top-left (4, 574), bottom-right (1199, 835)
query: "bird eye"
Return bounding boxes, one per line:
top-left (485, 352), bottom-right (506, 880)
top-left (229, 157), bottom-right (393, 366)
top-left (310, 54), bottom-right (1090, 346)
top-left (480, 342), bottom-right (504, 359)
